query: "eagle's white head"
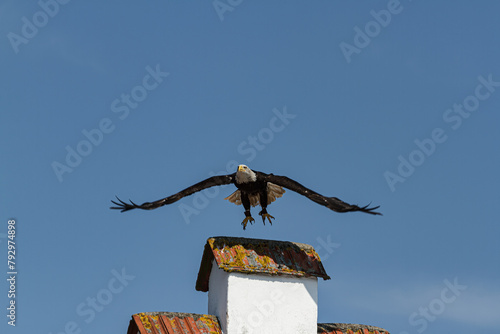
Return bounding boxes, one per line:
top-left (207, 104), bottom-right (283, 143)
top-left (236, 164), bottom-right (257, 184)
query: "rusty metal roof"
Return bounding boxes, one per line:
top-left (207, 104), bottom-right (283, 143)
top-left (127, 313), bottom-right (389, 334)
top-left (127, 312), bottom-right (222, 334)
top-left (196, 236), bottom-right (330, 292)
top-left (317, 323), bottom-right (390, 334)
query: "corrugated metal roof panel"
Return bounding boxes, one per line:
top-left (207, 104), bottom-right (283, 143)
top-left (317, 323), bottom-right (390, 334)
top-left (128, 312), bottom-right (222, 334)
top-left (196, 236), bottom-right (330, 292)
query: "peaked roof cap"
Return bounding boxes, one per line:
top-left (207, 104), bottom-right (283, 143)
top-left (196, 236), bottom-right (330, 292)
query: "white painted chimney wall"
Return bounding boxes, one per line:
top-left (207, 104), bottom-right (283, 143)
top-left (207, 260), bottom-right (318, 334)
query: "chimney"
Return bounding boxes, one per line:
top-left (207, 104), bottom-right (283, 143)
top-left (126, 236), bottom-right (391, 334)
top-left (195, 236), bottom-right (330, 334)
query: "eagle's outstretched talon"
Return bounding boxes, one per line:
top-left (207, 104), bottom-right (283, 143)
top-left (258, 209), bottom-right (274, 225)
top-left (241, 216), bottom-right (255, 230)
top-left (259, 212), bottom-right (274, 225)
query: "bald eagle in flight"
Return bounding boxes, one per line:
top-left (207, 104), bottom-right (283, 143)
top-left (111, 165), bottom-right (381, 229)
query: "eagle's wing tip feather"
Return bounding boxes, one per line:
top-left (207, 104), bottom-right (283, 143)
top-left (110, 197), bottom-right (124, 210)
top-left (359, 201), bottom-right (382, 215)
top-left (109, 196), bottom-right (139, 212)
top-left (366, 205), bottom-right (382, 215)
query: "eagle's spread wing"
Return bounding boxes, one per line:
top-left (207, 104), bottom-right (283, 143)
top-left (260, 173), bottom-right (381, 215)
top-left (111, 174), bottom-right (235, 212)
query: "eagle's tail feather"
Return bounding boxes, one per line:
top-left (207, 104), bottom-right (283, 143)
top-left (224, 190), bottom-right (242, 205)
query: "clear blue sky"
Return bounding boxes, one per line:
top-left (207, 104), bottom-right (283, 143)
top-left (1, 1), bottom-right (499, 333)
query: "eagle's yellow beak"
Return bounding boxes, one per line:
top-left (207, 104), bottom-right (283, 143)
top-left (238, 165), bottom-right (246, 172)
